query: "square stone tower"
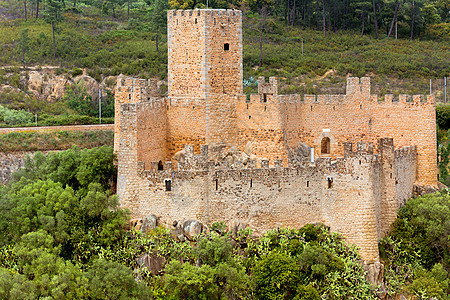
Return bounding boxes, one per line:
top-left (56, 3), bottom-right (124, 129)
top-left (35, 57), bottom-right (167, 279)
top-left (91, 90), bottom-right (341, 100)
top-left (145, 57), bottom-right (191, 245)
top-left (167, 9), bottom-right (244, 153)
top-left (167, 9), bottom-right (243, 97)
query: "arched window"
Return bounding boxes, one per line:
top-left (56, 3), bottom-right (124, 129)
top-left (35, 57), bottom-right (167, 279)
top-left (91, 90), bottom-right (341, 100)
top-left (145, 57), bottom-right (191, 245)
top-left (321, 137), bottom-right (330, 154)
top-left (158, 161), bottom-right (164, 171)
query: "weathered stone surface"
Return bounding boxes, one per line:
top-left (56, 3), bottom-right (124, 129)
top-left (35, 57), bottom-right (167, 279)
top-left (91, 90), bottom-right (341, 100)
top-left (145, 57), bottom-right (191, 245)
top-left (170, 223), bottom-right (186, 242)
top-left (141, 214), bottom-right (158, 233)
top-left (228, 219), bottom-right (248, 239)
top-left (137, 253), bottom-right (166, 275)
top-left (364, 261), bottom-right (383, 286)
top-left (296, 142), bottom-right (311, 158)
top-left (127, 219), bottom-right (143, 231)
top-left (183, 220), bottom-right (203, 241)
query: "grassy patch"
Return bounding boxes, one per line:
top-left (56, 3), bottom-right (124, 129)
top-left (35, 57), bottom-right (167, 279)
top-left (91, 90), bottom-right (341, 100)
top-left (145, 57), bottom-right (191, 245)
top-left (0, 129), bottom-right (113, 151)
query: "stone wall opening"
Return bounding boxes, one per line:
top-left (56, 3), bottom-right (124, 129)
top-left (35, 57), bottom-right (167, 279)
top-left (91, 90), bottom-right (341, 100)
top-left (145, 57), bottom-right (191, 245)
top-left (165, 179), bottom-right (171, 191)
top-left (224, 43), bottom-right (229, 51)
top-left (158, 161), bottom-right (164, 170)
top-left (321, 137), bottom-right (330, 154)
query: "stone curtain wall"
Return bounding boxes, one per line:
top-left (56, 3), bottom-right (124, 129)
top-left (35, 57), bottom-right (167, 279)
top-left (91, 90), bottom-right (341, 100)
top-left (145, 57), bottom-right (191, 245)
top-left (395, 146), bottom-right (418, 205)
top-left (272, 77), bottom-right (436, 187)
top-left (125, 144), bottom-right (387, 263)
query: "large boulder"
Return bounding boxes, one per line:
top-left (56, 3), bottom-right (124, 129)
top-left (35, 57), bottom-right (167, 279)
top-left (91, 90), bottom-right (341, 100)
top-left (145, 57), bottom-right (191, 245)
top-left (228, 219), bottom-right (248, 239)
top-left (170, 220), bottom-right (186, 242)
top-left (183, 220), bottom-right (204, 241)
top-left (140, 214), bottom-right (158, 233)
top-left (136, 253), bottom-right (166, 275)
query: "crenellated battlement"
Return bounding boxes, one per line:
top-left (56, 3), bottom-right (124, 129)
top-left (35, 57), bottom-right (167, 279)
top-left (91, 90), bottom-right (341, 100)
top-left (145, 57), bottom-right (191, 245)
top-left (344, 141), bottom-right (375, 157)
top-left (246, 77), bottom-right (434, 107)
top-left (168, 9), bottom-right (242, 18)
top-left (115, 75), bottom-right (166, 103)
top-left (139, 140), bottom-right (386, 176)
top-left (394, 145), bottom-right (418, 158)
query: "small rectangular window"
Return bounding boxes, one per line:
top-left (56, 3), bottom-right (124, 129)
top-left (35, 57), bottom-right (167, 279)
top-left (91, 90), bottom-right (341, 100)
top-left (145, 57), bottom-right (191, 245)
top-left (165, 180), bottom-right (171, 191)
top-left (327, 178), bottom-right (333, 189)
top-left (224, 43), bottom-right (229, 51)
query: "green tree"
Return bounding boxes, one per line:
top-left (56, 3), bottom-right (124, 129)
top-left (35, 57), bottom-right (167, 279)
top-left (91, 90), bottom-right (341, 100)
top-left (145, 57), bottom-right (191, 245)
top-left (43, 0), bottom-right (63, 58)
top-left (18, 29), bottom-right (30, 67)
top-left (86, 259), bottom-right (151, 299)
top-left (148, 0), bottom-right (168, 52)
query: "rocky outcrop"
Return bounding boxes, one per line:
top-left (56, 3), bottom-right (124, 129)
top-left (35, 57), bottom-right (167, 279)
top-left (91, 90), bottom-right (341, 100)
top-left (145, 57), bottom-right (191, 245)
top-left (0, 67), bottom-right (116, 103)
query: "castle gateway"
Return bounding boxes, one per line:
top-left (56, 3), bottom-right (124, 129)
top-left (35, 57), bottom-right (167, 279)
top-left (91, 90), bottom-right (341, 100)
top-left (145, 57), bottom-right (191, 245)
top-left (115, 9), bottom-right (437, 263)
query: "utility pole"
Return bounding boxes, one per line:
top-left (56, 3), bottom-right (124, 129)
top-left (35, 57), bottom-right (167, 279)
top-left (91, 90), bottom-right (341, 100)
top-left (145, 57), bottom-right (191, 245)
top-left (445, 77), bottom-right (447, 103)
top-left (302, 39), bottom-right (304, 56)
top-left (99, 88), bottom-right (102, 124)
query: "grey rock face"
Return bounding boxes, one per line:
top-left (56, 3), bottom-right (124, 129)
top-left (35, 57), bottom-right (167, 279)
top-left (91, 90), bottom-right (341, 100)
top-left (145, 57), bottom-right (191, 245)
top-left (141, 214), bottom-right (158, 233)
top-left (183, 220), bottom-right (204, 241)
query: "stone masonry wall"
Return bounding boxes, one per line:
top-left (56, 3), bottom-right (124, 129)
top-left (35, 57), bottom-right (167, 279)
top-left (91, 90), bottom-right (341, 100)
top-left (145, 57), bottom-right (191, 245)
top-left (395, 146), bottom-right (418, 206)
top-left (127, 144), bottom-right (382, 263)
top-left (274, 77), bottom-right (436, 187)
top-left (137, 100), bottom-right (168, 167)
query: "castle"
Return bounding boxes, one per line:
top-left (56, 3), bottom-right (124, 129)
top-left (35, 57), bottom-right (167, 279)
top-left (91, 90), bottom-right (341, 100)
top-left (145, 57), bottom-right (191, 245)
top-left (114, 9), bottom-right (437, 263)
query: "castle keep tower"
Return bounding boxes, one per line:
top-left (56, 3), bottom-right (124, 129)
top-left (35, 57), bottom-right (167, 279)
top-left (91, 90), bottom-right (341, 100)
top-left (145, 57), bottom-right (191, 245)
top-left (167, 9), bottom-right (244, 154)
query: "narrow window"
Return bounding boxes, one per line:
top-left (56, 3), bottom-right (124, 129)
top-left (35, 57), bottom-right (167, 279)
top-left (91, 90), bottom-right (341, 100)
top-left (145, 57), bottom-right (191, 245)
top-left (360, 104), bottom-right (362, 109)
top-left (195, 18), bottom-right (197, 24)
top-left (310, 105), bottom-right (313, 111)
top-left (333, 106), bottom-right (335, 110)
top-left (249, 115), bottom-right (251, 119)
top-left (129, 94), bottom-right (131, 100)
top-left (359, 160), bottom-right (361, 165)
top-left (250, 179), bottom-right (253, 188)
top-left (321, 137), bottom-right (330, 154)
top-left (262, 93), bottom-right (267, 103)
top-left (158, 161), bottom-right (164, 171)
top-left (215, 179), bottom-right (218, 190)
top-left (165, 180), bottom-right (172, 191)
top-left (306, 181), bottom-right (309, 187)
top-left (247, 104), bottom-right (249, 110)
top-left (214, 18), bottom-right (216, 25)
top-left (264, 106), bottom-right (267, 111)
top-left (224, 43), bottom-right (229, 51)
top-left (327, 178), bottom-right (333, 189)
top-left (390, 173), bottom-right (393, 179)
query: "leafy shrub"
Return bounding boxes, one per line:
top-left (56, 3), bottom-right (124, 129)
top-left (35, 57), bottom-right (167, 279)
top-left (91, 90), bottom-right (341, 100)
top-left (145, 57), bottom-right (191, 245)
top-left (380, 192), bottom-right (450, 297)
top-left (0, 105), bottom-right (33, 125)
top-left (71, 68), bottom-right (83, 77)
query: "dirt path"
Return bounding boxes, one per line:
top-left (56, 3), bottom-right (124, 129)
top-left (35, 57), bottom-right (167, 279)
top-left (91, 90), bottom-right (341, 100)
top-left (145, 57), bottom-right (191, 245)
top-left (0, 124), bottom-right (114, 134)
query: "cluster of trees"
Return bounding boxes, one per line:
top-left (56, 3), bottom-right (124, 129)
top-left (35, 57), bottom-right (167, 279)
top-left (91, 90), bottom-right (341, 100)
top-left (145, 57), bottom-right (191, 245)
top-left (0, 146), bottom-right (448, 299)
top-left (380, 192), bottom-right (449, 298)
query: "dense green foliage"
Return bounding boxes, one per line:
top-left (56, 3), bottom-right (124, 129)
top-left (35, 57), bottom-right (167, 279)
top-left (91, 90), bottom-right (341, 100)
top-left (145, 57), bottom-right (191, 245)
top-left (0, 130), bottom-right (113, 151)
top-left (379, 192), bottom-right (450, 299)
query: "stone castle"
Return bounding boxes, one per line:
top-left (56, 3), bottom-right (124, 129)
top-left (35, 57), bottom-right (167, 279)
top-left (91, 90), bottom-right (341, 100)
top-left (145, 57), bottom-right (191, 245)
top-left (114, 9), bottom-right (437, 263)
